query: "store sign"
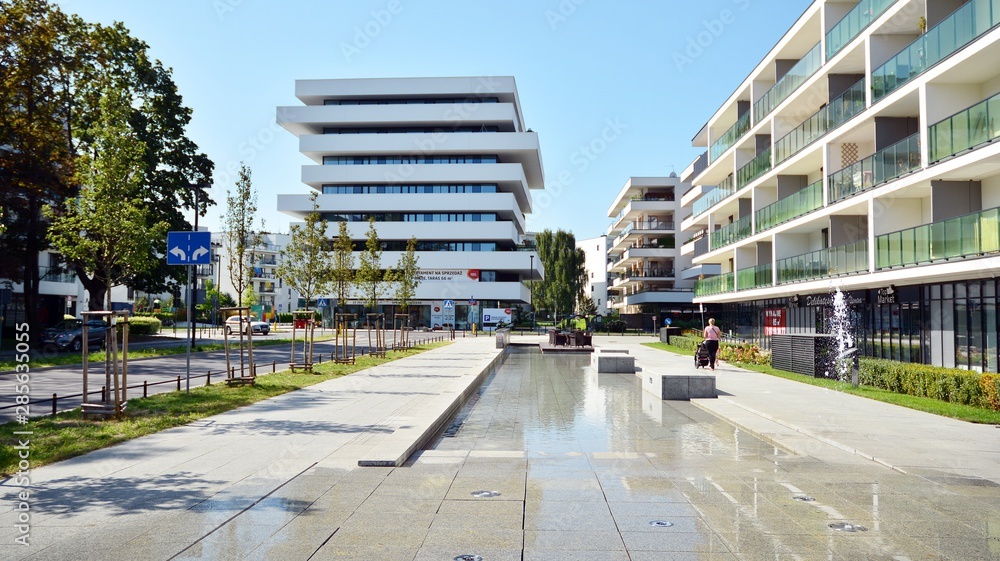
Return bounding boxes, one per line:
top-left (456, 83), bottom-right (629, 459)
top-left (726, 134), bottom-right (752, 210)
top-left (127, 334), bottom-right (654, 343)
top-left (430, 301), bottom-right (456, 328)
top-left (805, 294), bottom-right (863, 307)
top-left (763, 308), bottom-right (786, 336)
top-left (418, 269), bottom-right (480, 282)
top-left (877, 286), bottom-right (897, 305)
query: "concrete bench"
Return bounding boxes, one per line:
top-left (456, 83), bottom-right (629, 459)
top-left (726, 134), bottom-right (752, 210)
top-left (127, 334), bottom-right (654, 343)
top-left (590, 349), bottom-right (635, 373)
top-left (642, 372), bottom-right (716, 400)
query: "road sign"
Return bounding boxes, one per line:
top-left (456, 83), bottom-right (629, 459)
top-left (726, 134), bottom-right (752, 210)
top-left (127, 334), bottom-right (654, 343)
top-left (167, 231), bottom-right (212, 265)
top-left (316, 298), bottom-right (329, 308)
top-left (664, 318), bottom-right (672, 326)
top-left (443, 299), bottom-right (454, 310)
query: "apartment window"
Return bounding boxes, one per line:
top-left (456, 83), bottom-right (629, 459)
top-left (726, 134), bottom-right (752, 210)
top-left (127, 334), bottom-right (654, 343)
top-left (321, 212), bottom-right (499, 223)
top-left (322, 155), bottom-right (499, 165)
top-left (323, 126), bottom-right (499, 134)
top-left (322, 184), bottom-right (498, 194)
top-left (323, 96), bottom-right (499, 106)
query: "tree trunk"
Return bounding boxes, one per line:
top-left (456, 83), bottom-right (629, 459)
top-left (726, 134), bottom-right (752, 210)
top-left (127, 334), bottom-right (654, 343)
top-left (76, 266), bottom-right (107, 311)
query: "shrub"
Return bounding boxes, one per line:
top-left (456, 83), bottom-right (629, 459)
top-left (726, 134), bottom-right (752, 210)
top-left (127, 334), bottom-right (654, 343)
top-left (859, 358), bottom-right (987, 408)
top-left (124, 315), bottom-right (161, 336)
top-left (719, 342), bottom-right (769, 365)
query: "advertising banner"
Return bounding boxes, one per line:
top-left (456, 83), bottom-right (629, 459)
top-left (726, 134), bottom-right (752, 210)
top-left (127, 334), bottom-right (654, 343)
top-left (763, 308), bottom-right (786, 336)
top-left (482, 308), bottom-right (512, 325)
top-left (418, 269), bottom-right (480, 282)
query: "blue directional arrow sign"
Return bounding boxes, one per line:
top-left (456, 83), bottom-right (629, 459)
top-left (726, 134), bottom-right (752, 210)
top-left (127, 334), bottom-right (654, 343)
top-left (167, 231), bottom-right (212, 265)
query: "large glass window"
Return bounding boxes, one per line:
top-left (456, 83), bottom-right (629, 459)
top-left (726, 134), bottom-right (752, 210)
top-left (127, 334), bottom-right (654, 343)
top-left (323, 155), bottom-right (499, 165)
top-left (324, 96), bottom-right (499, 106)
top-left (322, 184), bottom-right (498, 194)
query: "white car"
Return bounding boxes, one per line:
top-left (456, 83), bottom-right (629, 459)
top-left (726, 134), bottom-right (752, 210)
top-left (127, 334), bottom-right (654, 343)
top-left (225, 315), bottom-right (270, 336)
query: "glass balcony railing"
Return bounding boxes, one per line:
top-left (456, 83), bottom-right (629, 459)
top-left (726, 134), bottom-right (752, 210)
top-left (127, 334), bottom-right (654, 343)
top-left (875, 206), bottom-right (1000, 270)
top-left (753, 42), bottom-right (823, 123)
top-left (776, 239), bottom-right (869, 284)
top-left (692, 174), bottom-right (735, 218)
top-left (828, 133), bottom-right (920, 203)
top-left (39, 265), bottom-right (76, 284)
top-left (694, 272), bottom-right (735, 297)
top-left (826, 0), bottom-right (898, 60)
top-left (774, 78), bottom-right (866, 164)
top-left (929, 91), bottom-right (1000, 163)
top-left (623, 268), bottom-right (676, 280)
top-left (711, 215), bottom-right (753, 251)
top-left (737, 263), bottom-right (773, 291)
top-left (755, 180), bottom-right (823, 232)
top-left (872, 0), bottom-right (1000, 102)
top-left (737, 147), bottom-right (772, 188)
top-left (710, 111), bottom-right (752, 163)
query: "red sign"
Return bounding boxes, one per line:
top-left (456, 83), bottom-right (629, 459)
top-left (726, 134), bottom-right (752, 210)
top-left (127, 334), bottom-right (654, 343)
top-left (763, 308), bottom-right (786, 336)
top-left (467, 269), bottom-right (480, 281)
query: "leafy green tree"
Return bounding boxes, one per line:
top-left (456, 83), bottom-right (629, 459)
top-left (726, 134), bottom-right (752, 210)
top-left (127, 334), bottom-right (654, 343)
top-left (223, 164), bottom-right (262, 308)
top-left (276, 192), bottom-right (332, 310)
top-left (535, 229), bottom-right (586, 324)
top-left (332, 220), bottom-right (355, 312)
top-left (392, 237), bottom-right (420, 313)
top-left (578, 295), bottom-right (598, 317)
top-left (46, 87), bottom-right (168, 311)
top-left (355, 217), bottom-right (389, 313)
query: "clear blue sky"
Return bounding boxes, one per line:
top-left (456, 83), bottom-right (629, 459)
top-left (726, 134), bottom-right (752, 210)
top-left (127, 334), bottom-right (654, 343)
top-left (54, 0), bottom-right (810, 240)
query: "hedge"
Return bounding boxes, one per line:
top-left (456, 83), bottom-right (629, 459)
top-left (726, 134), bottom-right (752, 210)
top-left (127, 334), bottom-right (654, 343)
top-left (276, 312), bottom-right (321, 323)
top-left (123, 316), bottom-right (161, 336)
top-left (858, 358), bottom-right (999, 410)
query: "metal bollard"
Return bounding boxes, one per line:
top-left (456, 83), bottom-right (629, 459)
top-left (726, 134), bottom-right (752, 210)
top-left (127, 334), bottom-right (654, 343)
top-left (176, 376), bottom-right (181, 391)
top-left (52, 393), bottom-right (57, 417)
top-left (101, 386), bottom-right (106, 402)
top-left (272, 360), bottom-right (276, 373)
top-left (143, 380), bottom-right (148, 398)
top-left (206, 370), bottom-right (211, 386)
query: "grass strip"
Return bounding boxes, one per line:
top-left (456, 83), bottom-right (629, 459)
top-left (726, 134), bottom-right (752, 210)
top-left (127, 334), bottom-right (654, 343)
top-left (0, 341), bottom-right (450, 475)
top-left (643, 342), bottom-right (1000, 425)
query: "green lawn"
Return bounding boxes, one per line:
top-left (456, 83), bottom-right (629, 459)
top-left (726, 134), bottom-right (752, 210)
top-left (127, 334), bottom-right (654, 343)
top-left (0, 341), bottom-right (449, 476)
top-left (643, 342), bottom-right (1000, 425)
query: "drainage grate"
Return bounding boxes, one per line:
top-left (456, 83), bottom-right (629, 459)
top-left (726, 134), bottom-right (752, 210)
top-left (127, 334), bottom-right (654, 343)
top-left (649, 520), bottom-right (674, 528)
top-left (828, 522), bottom-right (867, 532)
top-left (470, 490), bottom-right (501, 498)
top-left (454, 556), bottom-right (483, 561)
top-left (793, 496), bottom-right (816, 502)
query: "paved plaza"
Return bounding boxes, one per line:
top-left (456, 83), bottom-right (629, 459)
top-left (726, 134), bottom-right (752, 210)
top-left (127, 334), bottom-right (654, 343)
top-left (2, 335), bottom-right (1000, 560)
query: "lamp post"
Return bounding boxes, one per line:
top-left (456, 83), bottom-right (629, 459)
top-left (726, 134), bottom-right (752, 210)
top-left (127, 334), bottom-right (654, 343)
top-left (529, 254), bottom-right (535, 334)
top-left (188, 183), bottom-right (209, 349)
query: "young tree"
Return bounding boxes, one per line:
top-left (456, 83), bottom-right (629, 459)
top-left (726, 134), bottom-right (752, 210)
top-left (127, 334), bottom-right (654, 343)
top-left (578, 295), bottom-right (598, 317)
top-left (223, 164), bottom-right (262, 309)
top-left (536, 229), bottom-right (586, 324)
top-left (392, 236), bottom-right (420, 313)
top-left (275, 192), bottom-right (332, 310)
top-left (46, 87), bottom-right (168, 311)
top-left (355, 217), bottom-right (388, 313)
top-left (331, 220), bottom-right (355, 313)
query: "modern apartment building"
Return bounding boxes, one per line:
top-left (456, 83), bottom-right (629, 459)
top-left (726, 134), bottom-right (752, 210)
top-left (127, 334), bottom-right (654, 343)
top-left (576, 235), bottom-right (610, 316)
top-left (213, 232), bottom-right (298, 318)
top-left (684, 0), bottom-right (1000, 371)
top-left (276, 77), bottom-right (544, 329)
top-left (606, 175), bottom-right (695, 319)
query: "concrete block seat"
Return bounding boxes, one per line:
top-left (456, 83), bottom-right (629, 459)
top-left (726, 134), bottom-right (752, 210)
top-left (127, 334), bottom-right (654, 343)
top-left (642, 371), bottom-right (716, 400)
top-left (591, 348), bottom-right (635, 373)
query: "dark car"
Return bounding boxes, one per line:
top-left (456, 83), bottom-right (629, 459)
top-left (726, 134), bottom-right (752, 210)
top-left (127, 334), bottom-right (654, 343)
top-left (42, 319), bottom-right (108, 352)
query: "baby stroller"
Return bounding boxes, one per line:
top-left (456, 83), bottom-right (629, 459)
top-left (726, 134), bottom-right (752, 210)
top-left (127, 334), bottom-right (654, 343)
top-left (694, 341), bottom-right (711, 369)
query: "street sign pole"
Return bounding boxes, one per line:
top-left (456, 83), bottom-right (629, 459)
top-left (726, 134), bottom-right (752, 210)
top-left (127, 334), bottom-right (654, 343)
top-left (185, 264), bottom-right (192, 393)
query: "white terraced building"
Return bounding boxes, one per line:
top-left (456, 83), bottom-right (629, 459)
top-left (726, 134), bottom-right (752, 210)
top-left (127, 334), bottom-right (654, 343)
top-left (684, 0), bottom-right (1000, 371)
top-left (605, 176), bottom-right (695, 318)
top-left (276, 76), bottom-right (544, 329)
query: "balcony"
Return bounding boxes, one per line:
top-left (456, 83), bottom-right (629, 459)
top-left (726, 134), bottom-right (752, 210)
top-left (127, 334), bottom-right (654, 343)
top-left (755, 180), bottom-right (823, 232)
top-left (826, 0), bottom-right (898, 60)
top-left (709, 111), bottom-right (752, 163)
top-left (875, 206), bottom-right (1000, 270)
top-left (929, 91), bottom-right (1000, 164)
top-left (872, 0), bottom-right (1000, 103)
top-left (623, 268), bottom-right (675, 280)
top-left (737, 147), bottom-right (772, 188)
top-left (776, 240), bottom-right (868, 284)
top-left (692, 175), bottom-right (735, 218)
top-left (623, 288), bottom-right (693, 306)
top-left (774, 78), bottom-right (866, 164)
top-left (609, 196), bottom-right (677, 231)
top-left (753, 42), bottom-right (823, 124)
top-left (828, 133), bottom-right (920, 203)
top-left (710, 215), bottom-right (753, 251)
top-left (693, 272), bottom-right (734, 297)
top-left (736, 263), bottom-right (773, 291)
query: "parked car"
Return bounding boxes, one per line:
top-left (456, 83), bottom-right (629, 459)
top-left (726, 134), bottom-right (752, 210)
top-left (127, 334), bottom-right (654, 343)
top-left (224, 315), bottom-right (270, 336)
top-left (42, 319), bottom-right (108, 352)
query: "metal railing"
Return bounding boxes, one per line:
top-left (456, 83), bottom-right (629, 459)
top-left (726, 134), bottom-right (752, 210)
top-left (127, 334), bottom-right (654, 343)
top-left (826, 0), bottom-right (898, 60)
top-left (693, 272), bottom-right (734, 297)
top-left (711, 215), bottom-right (753, 251)
top-left (692, 174), bottom-right (735, 218)
top-left (737, 147), bottom-right (772, 188)
top-left (736, 263), bottom-right (772, 291)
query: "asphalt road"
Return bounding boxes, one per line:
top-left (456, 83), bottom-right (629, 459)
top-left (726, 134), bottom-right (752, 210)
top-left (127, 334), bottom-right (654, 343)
top-left (0, 329), bottom-right (458, 423)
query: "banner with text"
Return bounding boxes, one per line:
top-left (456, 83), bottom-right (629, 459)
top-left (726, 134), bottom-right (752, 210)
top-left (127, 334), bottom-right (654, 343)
top-left (418, 269), bottom-right (480, 282)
